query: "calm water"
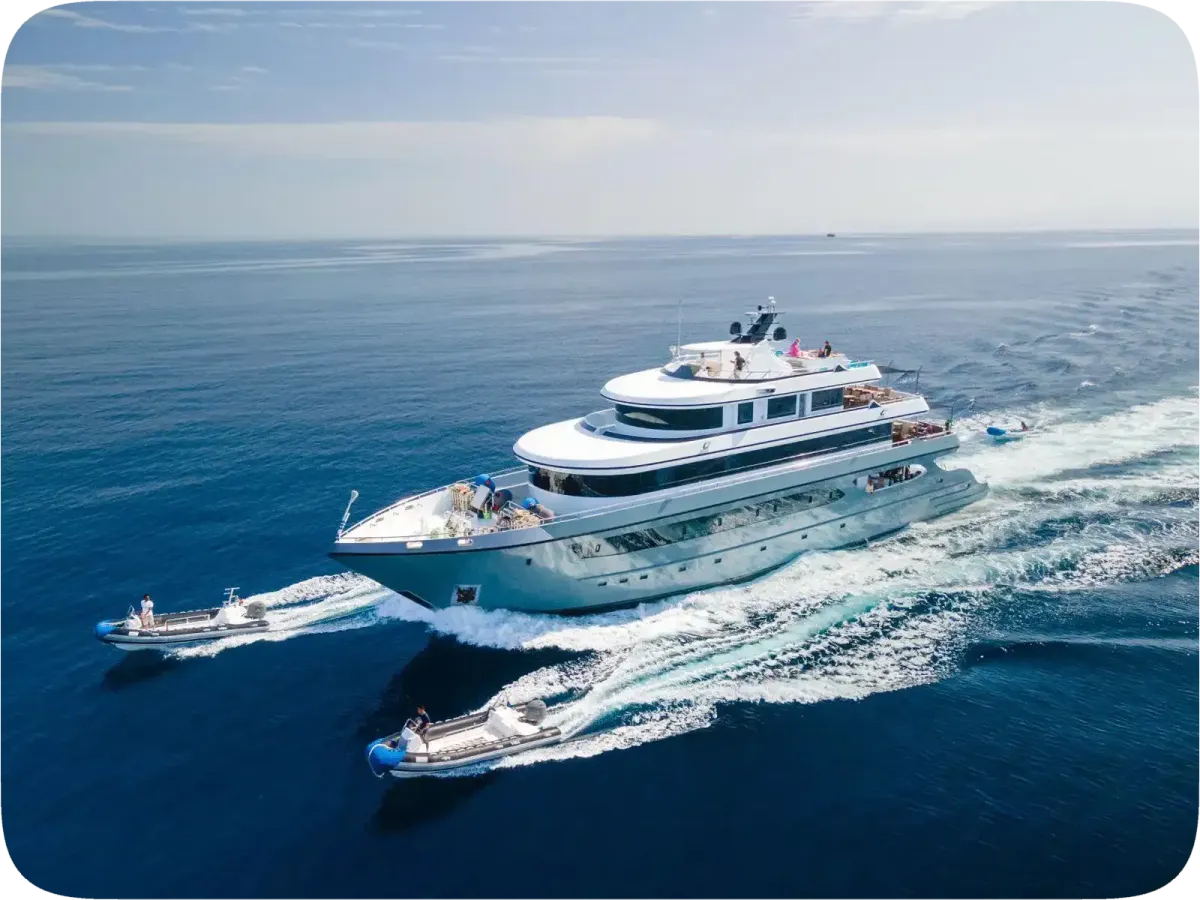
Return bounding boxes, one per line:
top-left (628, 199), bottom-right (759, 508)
top-left (2, 232), bottom-right (1197, 898)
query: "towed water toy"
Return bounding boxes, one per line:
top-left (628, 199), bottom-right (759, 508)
top-left (366, 700), bottom-right (563, 778)
top-left (987, 424), bottom-right (1034, 444)
top-left (94, 587), bottom-right (268, 651)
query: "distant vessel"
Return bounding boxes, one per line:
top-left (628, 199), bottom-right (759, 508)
top-left (94, 588), bottom-right (267, 651)
top-left (826, 232), bottom-right (836, 237)
top-left (332, 299), bottom-right (988, 614)
top-left (987, 423), bottom-right (1034, 443)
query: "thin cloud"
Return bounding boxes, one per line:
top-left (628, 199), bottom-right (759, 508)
top-left (3, 65), bottom-right (134, 92)
top-left (6, 118), bottom-right (665, 161)
top-left (437, 54), bottom-right (609, 65)
top-left (40, 8), bottom-right (176, 34)
top-left (43, 63), bottom-right (150, 73)
top-left (182, 6), bottom-right (427, 17)
top-left (789, 2), bottom-right (995, 24)
top-left (240, 66), bottom-right (269, 74)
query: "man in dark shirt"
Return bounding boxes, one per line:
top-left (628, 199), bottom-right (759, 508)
top-left (413, 705), bottom-right (431, 738)
top-left (732, 351), bottom-right (746, 378)
top-left (821, 340), bottom-right (833, 358)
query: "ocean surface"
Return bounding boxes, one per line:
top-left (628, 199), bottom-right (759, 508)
top-left (2, 231), bottom-right (1197, 898)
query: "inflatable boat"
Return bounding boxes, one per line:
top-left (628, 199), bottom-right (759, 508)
top-left (367, 700), bottom-right (563, 778)
top-left (987, 424), bottom-right (1034, 443)
top-left (94, 588), bottom-right (269, 651)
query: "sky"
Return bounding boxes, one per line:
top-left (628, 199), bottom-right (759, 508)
top-left (1, 1), bottom-right (1197, 239)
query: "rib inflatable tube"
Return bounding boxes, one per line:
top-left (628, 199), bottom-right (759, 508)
top-left (366, 739), bottom-right (408, 778)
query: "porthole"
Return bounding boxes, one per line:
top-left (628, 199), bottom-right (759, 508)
top-left (760, 545), bottom-right (767, 552)
top-left (639, 574), bottom-right (649, 580)
top-left (714, 557), bottom-right (723, 564)
top-left (597, 581), bottom-right (607, 587)
top-left (619, 577), bottom-right (629, 584)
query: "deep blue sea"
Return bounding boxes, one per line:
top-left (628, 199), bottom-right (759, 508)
top-left (2, 231), bottom-right (1197, 898)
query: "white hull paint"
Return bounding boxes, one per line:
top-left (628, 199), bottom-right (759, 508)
top-left (335, 444), bottom-right (986, 614)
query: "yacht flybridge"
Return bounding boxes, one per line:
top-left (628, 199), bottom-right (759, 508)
top-left (331, 301), bottom-right (987, 614)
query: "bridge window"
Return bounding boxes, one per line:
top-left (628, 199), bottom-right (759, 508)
top-left (530, 422), bottom-right (891, 498)
top-left (737, 402), bottom-right (754, 425)
top-left (615, 403), bottom-right (724, 431)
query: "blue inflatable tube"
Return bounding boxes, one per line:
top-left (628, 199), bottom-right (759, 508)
top-left (366, 739), bottom-right (408, 777)
top-left (986, 426), bottom-right (1006, 436)
top-left (94, 621), bottom-right (118, 640)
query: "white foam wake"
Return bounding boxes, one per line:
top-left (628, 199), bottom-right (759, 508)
top-left (470, 393), bottom-right (1196, 769)
top-left (169, 573), bottom-right (391, 658)
top-left (175, 393), bottom-right (1198, 768)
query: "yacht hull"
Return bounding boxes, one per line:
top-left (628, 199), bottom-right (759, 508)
top-left (332, 449), bottom-right (987, 615)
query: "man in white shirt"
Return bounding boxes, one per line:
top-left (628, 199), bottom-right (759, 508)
top-left (140, 594), bottom-right (155, 627)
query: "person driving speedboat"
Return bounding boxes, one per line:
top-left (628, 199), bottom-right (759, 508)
top-left (413, 706), bottom-right (431, 739)
top-left (140, 594), bottom-right (154, 627)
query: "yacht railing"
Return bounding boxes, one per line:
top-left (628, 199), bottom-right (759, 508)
top-left (341, 467), bottom-right (528, 535)
top-left (339, 425), bottom-right (951, 543)
top-left (667, 351), bottom-right (876, 383)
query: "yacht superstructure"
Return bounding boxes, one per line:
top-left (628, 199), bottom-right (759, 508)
top-left (331, 301), bottom-right (987, 614)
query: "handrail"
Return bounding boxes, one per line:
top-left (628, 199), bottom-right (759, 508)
top-left (338, 427), bottom-right (952, 543)
top-left (343, 466), bottom-right (527, 533)
top-left (668, 352), bottom-right (877, 383)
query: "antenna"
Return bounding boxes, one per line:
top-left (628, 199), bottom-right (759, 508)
top-left (675, 298), bottom-right (684, 359)
top-left (337, 489), bottom-right (360, 538)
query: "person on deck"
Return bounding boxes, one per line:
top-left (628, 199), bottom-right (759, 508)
top-left (732, 351), bottom-right (747, 378)
top-left (787, 339), bottom-right (801, 358)
top-left (413, 706), bottom-right (431, 739)
top-left (1020, 421), bottom-right (1030, 431)
top-left (820, 340), bottom-right (833, 358)
top-left (140, 594), bottom-right (154, 627)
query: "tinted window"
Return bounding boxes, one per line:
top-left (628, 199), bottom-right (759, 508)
top-left (569, 487), bottom-right (846, 558)
top-left (811, 388), bottom-right (844, 411)
top-left (737, 402), bottom-right (754, 425)
top-left (531, 422), bottom-right (892, 498)
top-left (767, 394), bottom-right (798, 419)
top-left (615, 404), bottom-right (724, 431)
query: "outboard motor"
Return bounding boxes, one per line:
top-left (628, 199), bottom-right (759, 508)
top-left (244, 600), bottom-right (267, 620)
top-left (520, 699), bottom-right (548, 725)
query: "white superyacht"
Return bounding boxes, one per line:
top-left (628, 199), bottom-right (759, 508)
top-left (331, 302), bottom-right (987, 613)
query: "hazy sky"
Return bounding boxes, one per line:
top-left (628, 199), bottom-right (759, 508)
top-left (2, 1), bottom-right (1197, 238)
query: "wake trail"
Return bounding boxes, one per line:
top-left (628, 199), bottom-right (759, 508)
top-left (169, 573), bottom-right (391, 659)
top-left (469, 393), bottom-right (1197, 769)
top-left (173, 392), bottom-right (1197, 767)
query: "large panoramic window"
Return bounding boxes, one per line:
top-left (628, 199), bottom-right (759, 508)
top-left (614, 403), bottom-right (724, 431)
top-left (767, 394), bottom-right (798, 419)
top-left (568, 487), bottom-right (847, 559)
top-left (810, 388), bottom-right (844, 412)
top-left (530, 422), bottom-right (892, 498)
